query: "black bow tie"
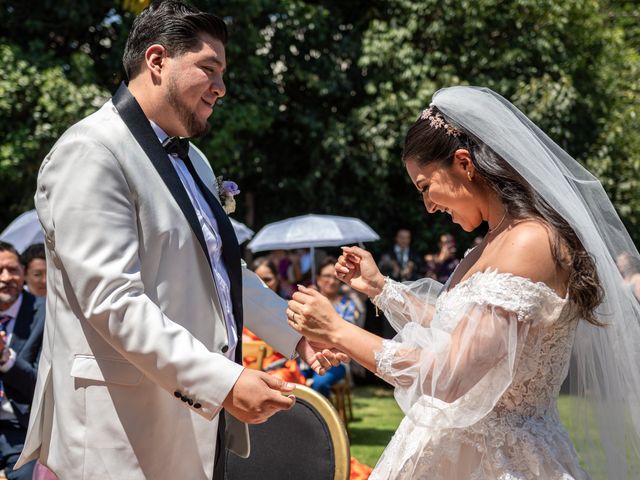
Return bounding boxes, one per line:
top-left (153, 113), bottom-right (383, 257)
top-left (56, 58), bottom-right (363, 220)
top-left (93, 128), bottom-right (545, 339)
top-left (162, 136), bottom-right (190, 160)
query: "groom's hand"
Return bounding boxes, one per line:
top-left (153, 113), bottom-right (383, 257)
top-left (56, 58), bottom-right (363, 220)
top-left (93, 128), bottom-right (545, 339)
top-left (223, 369), bottom-right (296, 424)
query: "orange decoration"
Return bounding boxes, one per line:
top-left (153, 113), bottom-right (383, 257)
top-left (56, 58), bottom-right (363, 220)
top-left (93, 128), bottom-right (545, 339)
top-left (350, 457), bottom-right (373, 479)
top-left (242, 328), bottom-right (306, 385)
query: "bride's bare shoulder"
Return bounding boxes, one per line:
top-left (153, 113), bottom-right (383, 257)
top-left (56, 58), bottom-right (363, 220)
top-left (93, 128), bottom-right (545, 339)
top-left (485, 219), bottom-right (566, 294)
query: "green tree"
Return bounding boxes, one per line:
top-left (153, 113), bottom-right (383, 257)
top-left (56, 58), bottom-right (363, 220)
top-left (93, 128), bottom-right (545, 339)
top-left (0, 0), bottom-right (127, 228)
top-left (1, 0), bottom-right (638, 252)
top-left (197, 0), bottom-right (376, 230)
top-left (586, 1), bottom-right (640, 238)
top-left (348, 0), bottom-right (623, 252)
top-left (2, 0), bottom-right (130, 88)
top-left (0, 43), bottom-right (109, 225)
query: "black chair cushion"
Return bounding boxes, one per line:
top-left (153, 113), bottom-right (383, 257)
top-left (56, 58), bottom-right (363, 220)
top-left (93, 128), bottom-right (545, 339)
top-left (225, 397), bottom-right (336, 480)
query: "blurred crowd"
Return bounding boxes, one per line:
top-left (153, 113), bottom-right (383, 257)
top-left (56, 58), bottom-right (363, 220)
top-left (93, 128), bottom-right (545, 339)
top-left (246, 228), bottom-right (640, 396)
top-left (243, 227), bottom-right (475, 395)
top-left (0, 241), bottom-right (48, 479)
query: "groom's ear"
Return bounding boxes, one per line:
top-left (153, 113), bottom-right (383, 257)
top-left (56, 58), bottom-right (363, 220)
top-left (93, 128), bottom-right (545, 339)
top-left (144, 44), bottom-right (167, 79)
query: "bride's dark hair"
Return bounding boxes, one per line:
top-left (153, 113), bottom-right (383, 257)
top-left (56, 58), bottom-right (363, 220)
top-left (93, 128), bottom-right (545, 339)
top-left (402, 108), bottom-right (604, 326)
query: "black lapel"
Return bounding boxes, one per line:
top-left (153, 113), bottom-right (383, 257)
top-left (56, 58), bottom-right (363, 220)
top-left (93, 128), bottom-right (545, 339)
top-left (11, 291), bottom-right (36, 354)
top-left (111, 83), bottom-right (213, 272)
top-left (180, 156), bottom-right (244, 357)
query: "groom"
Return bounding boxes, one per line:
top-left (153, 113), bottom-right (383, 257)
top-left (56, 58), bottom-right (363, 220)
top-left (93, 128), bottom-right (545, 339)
top-left (15, 2), bottom-right (342, 479)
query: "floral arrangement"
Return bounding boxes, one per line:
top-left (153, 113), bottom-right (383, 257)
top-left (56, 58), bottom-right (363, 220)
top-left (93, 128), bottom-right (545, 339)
top-left (216, 177), bottom-right (240, 214)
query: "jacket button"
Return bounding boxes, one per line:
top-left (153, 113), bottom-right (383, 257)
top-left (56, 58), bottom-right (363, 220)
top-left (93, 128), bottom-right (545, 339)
top-left (221, 345), bottom-right (229, 353)
top-left (180, 395), bottom-right (188, 402)
top-left (174, 391), bottom-right (181, 398)
top-left (194, 403), bottom-right (201, 409)
top-left (187, 399), bottom-right (194, 406)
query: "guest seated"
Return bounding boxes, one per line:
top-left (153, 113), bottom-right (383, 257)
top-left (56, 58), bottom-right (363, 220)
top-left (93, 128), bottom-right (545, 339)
top-left (380, 228), bottom-right (423, 281)
top-left (0, 242), bottom-right (45, 479)
top-left (301, 257), bottom-right (356, 397)
top-left (20, 244), bottom-right (46, 298)
top-left (253, 256), bottom-right (292, 300)
top-left (264, 250), bottom-right (297, 298)
top-left (424, 233), bottom-right (460, 282)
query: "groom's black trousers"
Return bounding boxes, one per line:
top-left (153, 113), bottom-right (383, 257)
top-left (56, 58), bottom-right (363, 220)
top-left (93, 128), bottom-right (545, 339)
top-left (213, 410), bottom-right (226, 480)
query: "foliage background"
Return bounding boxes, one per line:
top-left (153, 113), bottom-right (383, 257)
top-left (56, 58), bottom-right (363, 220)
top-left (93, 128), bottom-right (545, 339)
top-left (1, 0), bottom-right (638, 255)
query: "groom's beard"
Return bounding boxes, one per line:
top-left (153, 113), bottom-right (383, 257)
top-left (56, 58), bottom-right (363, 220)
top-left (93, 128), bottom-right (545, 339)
top-left (167, 79), bottom-right (211, 138)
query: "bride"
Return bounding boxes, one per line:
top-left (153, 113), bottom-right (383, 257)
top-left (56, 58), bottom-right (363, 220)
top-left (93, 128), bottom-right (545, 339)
top-left (288, 86), bottom-right (640, 479)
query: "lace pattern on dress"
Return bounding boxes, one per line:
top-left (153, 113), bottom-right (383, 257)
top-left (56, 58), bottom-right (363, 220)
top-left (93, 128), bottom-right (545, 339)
top-left (435, 268), bottom-right (568, 326)
top-left (371, 276), bottom-right (442, 332)
top-left (371, 277), bottom-right (407, 309)
top-left (374, 339), bottom-right (400, 377)
top-left (369, 270), bottom-right (584, 480)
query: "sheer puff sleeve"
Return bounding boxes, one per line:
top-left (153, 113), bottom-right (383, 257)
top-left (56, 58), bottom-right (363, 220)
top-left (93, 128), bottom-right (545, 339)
top-left (373, 269), bottom-right (567, 429)
top-left (371, 276), bottom-right (444, 331)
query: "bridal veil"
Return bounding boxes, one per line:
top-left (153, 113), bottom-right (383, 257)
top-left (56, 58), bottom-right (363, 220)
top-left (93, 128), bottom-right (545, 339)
top-left (432, 86), bottom-right (640, 478)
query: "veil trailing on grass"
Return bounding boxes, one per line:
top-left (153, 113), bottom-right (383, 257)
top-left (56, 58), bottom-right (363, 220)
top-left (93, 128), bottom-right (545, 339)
top-left (433, 86), bottom-right (640, 479)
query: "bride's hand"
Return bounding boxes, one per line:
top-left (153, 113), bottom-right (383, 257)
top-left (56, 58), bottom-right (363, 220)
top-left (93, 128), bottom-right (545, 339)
top-left (335, 246), bottom-right (385, 298)
top-left (287, 286), bottom-right (347, 346)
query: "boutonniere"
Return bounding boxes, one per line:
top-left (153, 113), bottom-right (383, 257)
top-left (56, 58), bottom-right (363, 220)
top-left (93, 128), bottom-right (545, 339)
top-left (216, 176), bottom-right (240, 214)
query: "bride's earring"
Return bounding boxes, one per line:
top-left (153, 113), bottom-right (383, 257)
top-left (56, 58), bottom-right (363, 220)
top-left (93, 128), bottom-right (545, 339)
top-left (467, 171), bottom-right (473, 182)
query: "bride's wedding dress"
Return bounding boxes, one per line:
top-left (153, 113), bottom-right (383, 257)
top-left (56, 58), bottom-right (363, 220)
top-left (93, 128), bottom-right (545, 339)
top-left (370, 269), bottom-right (588, 479)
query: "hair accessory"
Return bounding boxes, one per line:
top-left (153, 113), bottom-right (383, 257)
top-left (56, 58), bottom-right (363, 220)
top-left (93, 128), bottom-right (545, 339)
top-left (420, 105), bottom-right (462, 137)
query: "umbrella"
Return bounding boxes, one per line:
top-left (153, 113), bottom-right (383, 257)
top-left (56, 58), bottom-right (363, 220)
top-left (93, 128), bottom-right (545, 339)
top-left (247, 214), bottom-right (380, 281)
top-left (1, 209), bottom-right (256, 252)
top-left (229, 218), bottom-right (254, 244)
top-left (0, 210), bottom-right (44, 253)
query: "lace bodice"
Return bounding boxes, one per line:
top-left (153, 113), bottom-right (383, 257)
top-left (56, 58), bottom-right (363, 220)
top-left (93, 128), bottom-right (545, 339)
top-left (434, 269), bottom-right (569, 326)
top-left (437, 270), bottom-right (575, 417)
top-left (370, 270), bottom-right (587, 479)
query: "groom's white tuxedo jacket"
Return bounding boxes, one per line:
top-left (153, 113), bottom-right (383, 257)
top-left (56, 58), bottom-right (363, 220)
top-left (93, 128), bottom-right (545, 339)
top-left (16, 85), bottom-right (301, 479)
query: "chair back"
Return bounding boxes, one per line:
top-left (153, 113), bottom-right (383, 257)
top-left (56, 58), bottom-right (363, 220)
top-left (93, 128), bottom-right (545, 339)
top-left (242, 340), bottom-right (272, 370)
top-left (225, 385), bottom-right (350, 480)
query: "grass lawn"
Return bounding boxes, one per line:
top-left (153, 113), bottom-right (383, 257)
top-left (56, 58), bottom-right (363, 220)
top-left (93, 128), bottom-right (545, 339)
top-left (349, 386), bottom-right (639, 478)
top-left (349, 385), bottom-right (403, 468)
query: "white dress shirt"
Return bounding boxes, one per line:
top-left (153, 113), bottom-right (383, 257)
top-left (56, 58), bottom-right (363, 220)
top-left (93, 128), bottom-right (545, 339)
top-left (150, 121), bottom-right (238, 361)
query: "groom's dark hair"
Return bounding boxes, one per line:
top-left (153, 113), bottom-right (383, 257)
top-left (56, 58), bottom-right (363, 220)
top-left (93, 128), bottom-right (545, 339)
top-left (123, 0), bottom-right (228, 80)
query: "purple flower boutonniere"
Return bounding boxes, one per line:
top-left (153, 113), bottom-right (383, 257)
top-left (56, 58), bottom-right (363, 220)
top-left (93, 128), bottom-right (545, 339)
top-left (217, 176), bottom-right (240, 214)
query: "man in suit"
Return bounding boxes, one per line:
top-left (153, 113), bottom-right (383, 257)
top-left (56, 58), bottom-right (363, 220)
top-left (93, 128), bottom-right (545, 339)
top-left (380, 228), bottom-right (424, 282)
top-left (0, 242), bottom-right (45, 479)
top-left (15, 2), bottom-right (342, 478)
